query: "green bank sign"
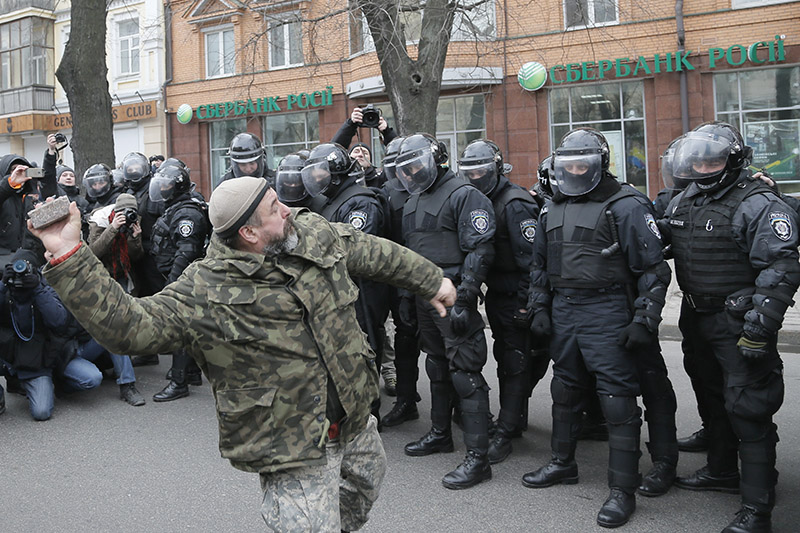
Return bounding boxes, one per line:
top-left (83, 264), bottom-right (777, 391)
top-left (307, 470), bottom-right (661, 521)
top-left (549, 35), bottom-right (787, 84)
top-left (191, 86), bottom-right (334, 120)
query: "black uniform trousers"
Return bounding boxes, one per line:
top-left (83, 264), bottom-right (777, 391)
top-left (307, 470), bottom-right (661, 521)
top-left (549, 288), bottom-right (642, 494)
top-left (416, 297), bottom-right (490, 455)
top-left (485, 289), bottom-right (549, 435)
top-left (388, 288), bottom-right (421, 401)
top-left (679, 301), bottom-right (784, 511)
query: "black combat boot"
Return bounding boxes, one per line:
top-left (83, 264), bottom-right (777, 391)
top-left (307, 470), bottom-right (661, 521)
top-left (153, 367), bottom-right (189, 402)
top-left (522, 458), bottom-right (578, 488)
top-left (638, 461), bottom-right (676, 497)
top-left (722, 506), bottom-right (772, 533)
top-left (487, 431), bottom-right (513, 464)
top-left (675, 465), bottom-right (740, 493)
top-left (119, 383), bottom-right (145, 406)
top-left (404, 427), bottom-right (454, 456)
top-left (442, 450), bottom-right (491, 490)
top-left (380, 396), bottom-right (419, 428)
top-left (677, 427), bottom-right (709, 452)
top-left (186, 359), bottom-right (203, 386)
top-left (597, 488), bottom-right (636, 528)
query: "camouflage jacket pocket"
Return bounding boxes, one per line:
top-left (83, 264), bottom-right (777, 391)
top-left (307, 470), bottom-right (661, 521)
top-left (216, 387), bottom-right (278, 462)
top-left (207, 284), bottom-right (260, 343)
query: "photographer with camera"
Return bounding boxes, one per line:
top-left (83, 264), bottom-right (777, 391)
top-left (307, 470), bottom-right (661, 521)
top-left (0, 249), bottom-right (71, 420)
top-left (85, 193), bottom-right (146, 406)
top-left (331, 106), bottom-right (397, 187)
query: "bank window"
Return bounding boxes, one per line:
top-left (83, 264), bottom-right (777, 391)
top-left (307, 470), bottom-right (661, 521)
top-left (205, 27), bottom-right (235, 79)
top-left (564, 0), bottom-right (618, 29)
top-left (118, 19), bottom-right (140, 76)
top-left (0, 17), bottom-right (54, 91)
top-left (264, 111), bottom-right (319, 169)
top-left (549, 81), bottom-right (647, 192)
top-left (269, 18), bottom-right (303, 69)
top-left (452, 1), bottom-right (496, 41)
top-left (209, 118), bottom-right (247, 189)
top-left (367, 95), bottom-right (486, 169)
top-left (715, 66), bottom-right (800, 189)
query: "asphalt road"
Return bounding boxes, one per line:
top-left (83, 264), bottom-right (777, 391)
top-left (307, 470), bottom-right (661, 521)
top-left (3, 339), bottom-right (800, 532)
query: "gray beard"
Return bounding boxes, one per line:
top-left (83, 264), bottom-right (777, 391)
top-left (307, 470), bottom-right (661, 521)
top-left (262, 222), bottom-right (299, 258)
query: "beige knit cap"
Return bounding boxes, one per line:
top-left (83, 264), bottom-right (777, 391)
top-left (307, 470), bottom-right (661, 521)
top-left (209, 176), bottom-right (269, 237)
top-left (114, 193), bottom-right (138, 212)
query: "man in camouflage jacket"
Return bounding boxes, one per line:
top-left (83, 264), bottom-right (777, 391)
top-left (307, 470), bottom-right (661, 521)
top-left (33, 177), bottom-right (455, 532)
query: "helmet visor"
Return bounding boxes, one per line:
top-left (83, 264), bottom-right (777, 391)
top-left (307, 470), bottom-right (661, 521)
top-left (124, 162), bottom-right (149, 184)
top-left (672, 132), bottom-right (731, 181)
top-left (276, 169), bottom-right (308, 203)
top-left (552, 153), bottom-right (602, 196)
top-left (396, 149), bottom-right (436, 195)
top-left (458, 162), bottom-right (498, 195)
top-left (232, 156), bottom-right (265, 179)
top-left (301, 160), bottom-right (332, 197)
top-left (85, 175), bottom-right (110, 199)
top-left (149, 174), bottom-right (174, 203)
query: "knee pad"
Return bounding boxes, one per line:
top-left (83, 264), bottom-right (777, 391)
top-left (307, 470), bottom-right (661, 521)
top-left (599, 395), bottom-right (640, 426)
top-left (501, 349), bottom-right (529, 377)
top-left (550, 378), bottom-right (583, 407)
top-left (425, 355), bottom-right (450, 383)
top-left (451, 370), bottom-right (488, 399)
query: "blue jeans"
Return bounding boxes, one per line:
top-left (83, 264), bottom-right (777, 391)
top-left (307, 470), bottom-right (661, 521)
top-left (77, 339), bottom-right (136, 385)
top-left (21, 375), bottom-right (55, 421)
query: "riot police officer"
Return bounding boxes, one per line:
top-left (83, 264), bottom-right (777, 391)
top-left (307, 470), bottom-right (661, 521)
top-left (274, 152), bottom-right (320, 211)
top-left (397, 133), bottom-right (496, 489)
top-left (84, 163), bottom-right (121, 212)
top-left (148, 163), bottom-right (210, 401)
top-left (221, 132), bottom-right (275, 185)
top-left (458, 139), bottom-right (546, 464)
top-left (301, 143), bottom-right (390, 418)
top-left (531, 155), bottom-right (555, 207)
top-left (665, 121), bottom-right (800, 533)
top-left (523, 128), bottom-right (671, 528)
top-left (378, 137), bottom-right (425, 428)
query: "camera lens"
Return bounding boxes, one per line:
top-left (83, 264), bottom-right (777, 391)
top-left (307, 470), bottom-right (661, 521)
top-left (12, 260), bottom-right (28, 273)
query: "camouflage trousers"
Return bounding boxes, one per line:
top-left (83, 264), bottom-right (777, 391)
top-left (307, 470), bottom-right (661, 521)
top-left (260, 415), bottom-right (386, 532)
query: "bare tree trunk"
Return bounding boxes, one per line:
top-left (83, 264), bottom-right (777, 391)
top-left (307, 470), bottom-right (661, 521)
top-left (359, 0), bottom-right (454, 135)
top-left (55, 0), bottom-right (115, 178)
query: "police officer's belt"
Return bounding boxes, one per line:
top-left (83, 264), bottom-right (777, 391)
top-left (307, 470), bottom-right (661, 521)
top-left (683, 293), bottom-right (726, 311)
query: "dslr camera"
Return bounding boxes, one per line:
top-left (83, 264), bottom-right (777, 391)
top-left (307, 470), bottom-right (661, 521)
top-left (360, 104), bottom-right (382, 128)
top-left (123, 208), bottom-right (138, 225)
top-left (54, 132), bottom-right (68, 145)
top-left (10, 259), bottom-right (34, 289)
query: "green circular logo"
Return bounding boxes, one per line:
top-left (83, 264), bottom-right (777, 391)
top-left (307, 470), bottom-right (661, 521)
top-left (176, 103), bottom-right (193, 124)
top-left (518, 62), bottom-right (548, 91)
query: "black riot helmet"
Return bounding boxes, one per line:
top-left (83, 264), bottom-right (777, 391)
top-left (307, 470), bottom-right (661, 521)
top-left (537, 155), bottom-right (555, 196)
top-left (84, 163), bottom-right (113, 200)
top-left (672, 121), bottom-right (752, 192)
top-left (552, 128), bottom-right (609, 196)
top-left (301, 143), bottom-right (357, 198)
top-left (381, 136), bottom-right (405, 190)
top-left (160, 157), bottom-right (188, 171)
top-left (121, 152), bottom-right (151, 189)
top-left (276, 152), bottom-right (309, 204)
top-left (458, 139), bottom-right (502, 195)
top-left (149, 164), bottom-right (191, 204)
top-left (660, 135), bottom-right (691, 192)
top-left (395, 133), bottom-right (448, 195)
top-left (228, 132), bottom-right (266, 178)
top-left (111, 168), bottom-right (125, 189)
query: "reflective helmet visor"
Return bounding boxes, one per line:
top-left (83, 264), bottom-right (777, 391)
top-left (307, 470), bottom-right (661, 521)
top-left (458, 162), bottom-right (498, 195)
top-left (232, 156), bottom-right (265, 179)
top-left (85, 174), bottom-right (111, 199)
top-left (672, 132), bottom-right (731, 181)
top-left (301, 160), bottom-right (332, 197)
top-left (149, 174), bottom-right (175, 203)
top-left (396, 148), bottom-right (436, 195)
top-left (552, 153), bottom-right (602, 196)
top-left (276, 169), bottom-right (308, 203)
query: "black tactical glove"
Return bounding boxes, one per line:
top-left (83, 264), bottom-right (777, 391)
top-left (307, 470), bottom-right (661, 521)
top-left (513, 307), bottom-right (531, 329)
top-left (17, 270), bottom-right (40, 290)
top-left (450, 284), bottom-right (479, 336)
top-left (737, 331), bottom-right (769, 361)
top-left (398, 294), bottom-right (416, 326)
top-left (618, 322), bottom-right (653, 350)
top-left (2, 264), bottom-right (13, 287)
top-left (530, 309), bottom-right (551, 338)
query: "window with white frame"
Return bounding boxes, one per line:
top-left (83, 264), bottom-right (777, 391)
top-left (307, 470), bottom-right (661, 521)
top-left (264, 111), bottom-right (319, 168)
top-left (118, 19), bottom-right (140, 76)
top-left (209, 118), bottom-right (247, 188)
top-left (732, 0), bottom-right (794, 8)
top-left (205, 27), bottom-right (235, 78)
top-left (349, 8), bottom-right (375, 55)
top-left (564, 0), bottom-right (617, 29)
top-left (269, 18), bottom-right (303, 69)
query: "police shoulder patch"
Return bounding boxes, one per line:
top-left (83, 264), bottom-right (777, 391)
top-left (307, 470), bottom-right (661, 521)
top-left (178, 220), bottom-right (194, 237)
top-left (520, 218), bottom-right (537, 243)
top-left (768, 211), bottom-right (793, 241)
top-left (470, 209), bottom-right (490, 234)
top-left (644, 213), bottom-right (661, 240)
top-left (349, 210), bottom-right (368, 231)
